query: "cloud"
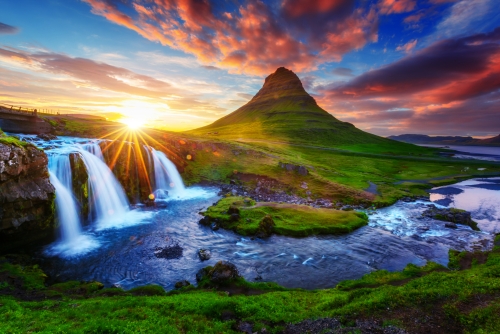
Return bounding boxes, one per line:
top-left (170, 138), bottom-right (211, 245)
top-left (378, 0), bottom-right (416, 15)
top-left (316, 28), bottom-right (500, 136)
top-left (201, 65), bottom-right (221, 71)
top-left (332, 67), bottom-right (354, 77)
top-left (83, 0), bottom-right (378, 75)
top-left (396, 39), bottom-right (417, 53)
top-left (432, 0), bottom-right (499, 40)
top-left (0, 22), bottom-right (19, 35)
top-left (323, 28), bottom-right (500, 103)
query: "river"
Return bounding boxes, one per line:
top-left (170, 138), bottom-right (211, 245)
top-left (17, 135), bottom-right (500, 290)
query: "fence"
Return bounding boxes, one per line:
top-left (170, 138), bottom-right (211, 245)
top-left (0, 103), bottom-right (62, 116)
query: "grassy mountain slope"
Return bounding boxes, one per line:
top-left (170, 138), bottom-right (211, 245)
top-left (189, 67), bottom-right (426, 154)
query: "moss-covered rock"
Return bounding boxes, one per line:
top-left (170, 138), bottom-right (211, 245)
top-left (0, 135), bottom-right (56, 252)
top-left (201, 196), bottom-right (368, 237)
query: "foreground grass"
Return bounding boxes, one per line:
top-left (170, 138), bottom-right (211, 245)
top-left (203, 196), bottom-right (368, 237)
top-left (2, 239), bottom-right (500, 333)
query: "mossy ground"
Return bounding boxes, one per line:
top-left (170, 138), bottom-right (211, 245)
top-left (2, 244), bottom-right (500, 333)
top-left (203, 196), bottom-right (368, 237)
top-left (0, 128), bottom-right (33, 148)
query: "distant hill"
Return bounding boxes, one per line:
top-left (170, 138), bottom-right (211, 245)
top-left (388, 134), bottom-right (500, 147)
top-left (189, 67), bottom-right (419, 152)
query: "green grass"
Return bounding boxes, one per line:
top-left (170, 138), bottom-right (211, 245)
top-left (202, 196), bottom-right (369, 237)
top-left (0, 128), bottom-right (33, 148)
top-left (2, 247), bottom-right (500, 333)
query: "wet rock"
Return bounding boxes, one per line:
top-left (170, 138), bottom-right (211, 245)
top-left (445, 222), bottom-right (458, 229)
top-left (154, 243), bottom-right (183, 259)
top-left (422, 207), bottom-right (479, 230)
top-left (198, 249), bottom-right (211, 261)
top-left (36, 133), bottom-right (57, 141)
top-left (256, 215), bottom-right (275, 238)
top-left (211, 222), bottom-right (220, 231)
top-left (174, 280), bottom-right (191, 289)
top-left (196, 261), bottom-right (240, 285)
top-left (0, 142), bottom-right (55, 252)
top-left (199, 216), bottom-right (211, 226)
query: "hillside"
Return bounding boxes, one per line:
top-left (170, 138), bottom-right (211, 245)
top-left (389, 134), bottom-right (500, 146)
top-left (189, 67), bottom-right (421, 153)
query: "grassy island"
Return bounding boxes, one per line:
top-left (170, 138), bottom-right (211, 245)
top-left (201, 196), bottom-right (368, 237)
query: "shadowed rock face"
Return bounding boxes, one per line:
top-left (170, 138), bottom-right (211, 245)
top-left (0, 142), bottom-right (55, 252)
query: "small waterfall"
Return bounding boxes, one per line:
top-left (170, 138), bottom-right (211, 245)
top-left (150, 148), bottom-right (185, 199)
top-left (78, 143), bottom-right (130, 227)
top-left (48, 154), bottom-right (82, 244)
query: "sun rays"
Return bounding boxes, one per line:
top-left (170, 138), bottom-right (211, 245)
top-left (95, 123), bottom-right (187, 199)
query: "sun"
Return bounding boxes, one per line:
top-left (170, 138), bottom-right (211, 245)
top-left (119, 117), bottom-right (145, 130)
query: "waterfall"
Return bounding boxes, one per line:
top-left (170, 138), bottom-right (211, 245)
top-left (150, 148), bottom-right (185, 199)
top-left (77, 143), bottom-right (130, 227)
top-left (48, 154), bottom-right (82, 244)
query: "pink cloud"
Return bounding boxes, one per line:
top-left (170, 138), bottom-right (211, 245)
top-left (83, 0), bottom-right (378, 75)
top-left (378, 0), bottom-right (416, 15)
top-left (396, 39), bottom-right (417, 53)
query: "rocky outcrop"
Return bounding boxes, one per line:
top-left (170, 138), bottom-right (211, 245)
top-left (196, 261), bottom-right (240, 286)
top-left (0, 141), bottom-right (55, 252)
top-left (278, 162), bottom-right (308, 176)
top-left (422, 207), bottom-right (479, 231)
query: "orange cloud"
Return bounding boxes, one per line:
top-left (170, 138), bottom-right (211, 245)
top-left (83, 0), bottom-right (378, 75)
top-left (378, 0), bottom-right (416, 15)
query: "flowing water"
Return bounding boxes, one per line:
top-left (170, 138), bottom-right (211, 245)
top-left (15, 135), bottom-right (500, 290)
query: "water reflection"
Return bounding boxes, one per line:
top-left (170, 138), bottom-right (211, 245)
top-left (430, 178), bottom-right (500, 233)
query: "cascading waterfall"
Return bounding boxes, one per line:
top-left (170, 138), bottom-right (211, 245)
top-left (48, 154), bottom-right (82, 244)
top-left (149, 148), bottom-right (186, 199)
top-left (78, 143), bottom-right (130, 228)
top-left (23, 135), bottom-right (193, 256)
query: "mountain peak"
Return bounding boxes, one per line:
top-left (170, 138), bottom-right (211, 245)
top-left (249, 67), bottom-right (317, 106)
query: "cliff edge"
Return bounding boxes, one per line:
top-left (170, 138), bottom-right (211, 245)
top-left (0, 134), bottom-right (55, 252)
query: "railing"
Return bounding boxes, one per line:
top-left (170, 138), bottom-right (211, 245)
top-left (0, 103), bottom-right (62, 116)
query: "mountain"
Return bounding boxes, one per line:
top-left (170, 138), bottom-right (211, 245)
top-left (388, 134), bottom-right (500, 147)
top-left (188, 67), bottom-right (409, 149)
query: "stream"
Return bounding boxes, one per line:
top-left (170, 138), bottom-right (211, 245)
top-left (17, 135), bottom-right (500, 290)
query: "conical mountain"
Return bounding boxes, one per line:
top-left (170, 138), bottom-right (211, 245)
top-left (189, 67), bottom-right (398, 148)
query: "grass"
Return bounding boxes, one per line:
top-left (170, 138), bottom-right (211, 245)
top-left (2, 245), bottom-right (500, 333)
top-left (202, 196), bottom-right (368, 237)
top-left (0, 128), bottom-right (33, 148)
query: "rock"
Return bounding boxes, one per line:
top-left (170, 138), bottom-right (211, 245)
top-left (297, 166), bottom-right (308, 176)
top-left (229, 213), bottom-right (240, 222)
top-left (235, 321), bottom-right (253, 334)
top-left (228, 205), bottom-right (240, 215)
top-left (199, 216), bottom-right (211, 226)
top-left (422, 207), bottom-right (479, 230)
top-left (445, 222), bottom-right (457, 229)
top-left (174, 280), bottom-right (191, 289)
top-left (256, 215), bottom-right (275, 238)
top-left (36, 133), bottom-right (57, 141)
top-left (198, 249), bottom-right (211, 261)
top-left (196, 261), bottom-right (240, 285)
top-left (211, 222), bottom-right (220, 231)
top-left (154, 243), bottom-right (183, 259)
top-left (0, 141), bottom-right (56, 252)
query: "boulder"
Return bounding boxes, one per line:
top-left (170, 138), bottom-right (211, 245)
top-left (256, 215), bottom-right (275, 238)
top-left (0, 141), bottom-right (56, 252)
top-left (422, 207), bottom-right (479, 230)
top-left (196, 261), bottom-right (240, 285)
top-left (198, 249), bottom-right (211, 261)
top-left (174, 280), bottom-right (191, 289)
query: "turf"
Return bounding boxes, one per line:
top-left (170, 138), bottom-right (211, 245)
top-left (2, 244), bottom-right (500, 333)
top-left (203, 196), bottom-right (368, 237)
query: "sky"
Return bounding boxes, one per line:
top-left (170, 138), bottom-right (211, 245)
top-left (0, 0), bottom-right (499, 137)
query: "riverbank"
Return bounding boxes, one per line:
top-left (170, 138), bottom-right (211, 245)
top-left (1, 238), bottom-right (500, 333)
